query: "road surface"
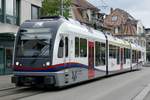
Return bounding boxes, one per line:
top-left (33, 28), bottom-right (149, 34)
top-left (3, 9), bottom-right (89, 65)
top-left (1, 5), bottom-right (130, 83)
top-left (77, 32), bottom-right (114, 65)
top-left (18, 67), bottom-right (150, 100)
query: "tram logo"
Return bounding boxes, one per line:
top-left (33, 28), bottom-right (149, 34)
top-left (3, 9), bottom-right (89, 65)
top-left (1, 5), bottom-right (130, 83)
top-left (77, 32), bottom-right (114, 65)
top-left (72, 71), bottom-right (77, 81)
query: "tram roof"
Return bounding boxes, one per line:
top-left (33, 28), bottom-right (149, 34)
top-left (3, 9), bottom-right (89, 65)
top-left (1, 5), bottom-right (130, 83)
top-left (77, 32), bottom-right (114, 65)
top-left (107, 34), bottom-right (130, 48)
top-left (20, 16), bottom-right (142, 50)
top-left (57, 18), bottom-right (106, 42)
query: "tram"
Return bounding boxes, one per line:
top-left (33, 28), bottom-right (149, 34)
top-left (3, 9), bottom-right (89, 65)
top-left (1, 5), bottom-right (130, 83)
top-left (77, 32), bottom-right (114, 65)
top-left (11, 16), bottom-right (146, 87)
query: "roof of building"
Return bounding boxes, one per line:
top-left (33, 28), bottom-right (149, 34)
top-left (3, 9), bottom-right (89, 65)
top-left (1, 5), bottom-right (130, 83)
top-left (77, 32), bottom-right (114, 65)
top-left (71, 0), bottom-right (100, 23)
top-left (114, 8), bottom-right (135, 20)
top-left (104, 8), bottom-right (138, 36)
top-left (72, 0), bottom-right (99, 11)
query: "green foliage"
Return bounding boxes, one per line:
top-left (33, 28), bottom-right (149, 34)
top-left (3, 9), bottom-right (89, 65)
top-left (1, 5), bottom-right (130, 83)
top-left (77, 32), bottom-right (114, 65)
top-left (41, 0), bottom-right (71, 17)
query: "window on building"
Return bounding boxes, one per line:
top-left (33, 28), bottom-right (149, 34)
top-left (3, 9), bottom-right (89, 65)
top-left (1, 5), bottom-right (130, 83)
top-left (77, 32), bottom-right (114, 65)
top-left (80, 38), bottom-right (87, 57)
top-left (115, 27), bottom-right (119, 34)
top-left (5, 0), bottom-right (20, 25)
top-left (112, 16), bottom-right (118, 21)
top-left (0, 48), bottom-right (4, 65)
top-left (6, 0), bottom-right (13, 16)
top-left (0, 0), bottom-right (2, 13)
top-left (0, 0), bottom-right (2, 22)
top-left (31, 5), bottom-right (39, 19)
top-left (75, 37), bottom-right (79, 57)
top-left (0, 0), bottom-right (20, 24)
top-left (6, 48), bottom-right (13, 68)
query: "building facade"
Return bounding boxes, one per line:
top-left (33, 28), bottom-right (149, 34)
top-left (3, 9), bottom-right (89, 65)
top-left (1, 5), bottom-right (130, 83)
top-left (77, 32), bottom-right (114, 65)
top-left (104, 8), bottom-right (138, 35)
top-left (104, 8), bottom-right (146, 62)
top-left (145, 28), bottom-right (150, 61)
top-left (70, 0), bottom-right (104, 29)
top-left (0, 0), bottom-right (42, 75)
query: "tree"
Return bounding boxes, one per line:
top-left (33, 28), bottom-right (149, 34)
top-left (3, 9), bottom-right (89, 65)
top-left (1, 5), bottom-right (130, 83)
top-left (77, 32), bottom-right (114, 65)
top-left (41, 0), bottom-right (71, 17)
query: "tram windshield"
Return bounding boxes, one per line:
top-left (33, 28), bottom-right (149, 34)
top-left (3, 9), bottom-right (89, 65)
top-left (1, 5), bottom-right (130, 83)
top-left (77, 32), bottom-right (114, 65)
top-left (16, 28), bottom-right (52, 57)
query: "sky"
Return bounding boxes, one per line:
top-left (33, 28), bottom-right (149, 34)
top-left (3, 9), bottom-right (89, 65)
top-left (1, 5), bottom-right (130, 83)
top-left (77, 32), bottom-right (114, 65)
top-left (88, 0), bottom-right (150, 28)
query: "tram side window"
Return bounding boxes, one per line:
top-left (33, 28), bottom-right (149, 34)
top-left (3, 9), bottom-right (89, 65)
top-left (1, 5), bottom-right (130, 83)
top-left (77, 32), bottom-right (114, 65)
top-left (58, 38), bottom-right (64, 58)
top-left (65, 37), bottom-right (68, 57)
top-left (139, 51), bottom-right (141, 59)
top-left (136, 51), bottom-right (138, 61)
top-left (75, 37), bottom-right (79, 57)
top-left (95, 42), bottom-right (106, 66)
top-left (136, 51), bottom-right (139, 61)
top-left (80, 38), bottom-right (87, 57)
top-left (127, 49), bottom-right (131, 59)
top-left (101, 43), bottom-right (106, 65)
top-left (95, 42), bottom-right (101, 66)
top-left (124, 48), bottom-right (126, 64)
top-left (124, 48), bottom-right (127, 59)
top-left (132, 50), bottom-right (134, 63)
top-left (132, 50), bottom-right (136, 63)
top-left (109, 45), bottom-right (116, 58)
top-left (109, 45), bottom-right (112, 58)
top-left (117, 47), bottom-right (120, 64)
top-left (136, 51), bottom-right (138, 62)
top-left (124, 48), bottom-right (131, 63)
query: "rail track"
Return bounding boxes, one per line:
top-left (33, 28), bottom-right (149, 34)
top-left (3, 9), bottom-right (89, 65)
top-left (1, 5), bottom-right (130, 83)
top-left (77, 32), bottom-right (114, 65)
top-left (0, 87), bottom-right (44, 100)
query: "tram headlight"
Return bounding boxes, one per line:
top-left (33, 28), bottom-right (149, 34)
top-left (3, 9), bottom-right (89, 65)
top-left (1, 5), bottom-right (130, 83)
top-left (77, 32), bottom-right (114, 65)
top-left (16, 62), bottom-right (19, 66)
top-left (46, 62), bottom-right (50, 66)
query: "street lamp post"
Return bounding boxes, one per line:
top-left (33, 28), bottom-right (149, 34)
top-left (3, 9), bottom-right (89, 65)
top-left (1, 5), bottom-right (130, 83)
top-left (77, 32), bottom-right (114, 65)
top-left (61, 0), bottom-right (64, 16)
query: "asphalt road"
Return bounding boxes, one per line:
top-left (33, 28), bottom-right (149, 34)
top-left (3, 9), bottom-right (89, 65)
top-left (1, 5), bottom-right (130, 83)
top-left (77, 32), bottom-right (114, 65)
top-left (20, 67), bottom-right (150, 100)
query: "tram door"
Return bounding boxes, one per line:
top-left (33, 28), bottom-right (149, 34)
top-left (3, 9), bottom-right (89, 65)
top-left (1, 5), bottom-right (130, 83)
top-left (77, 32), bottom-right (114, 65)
top-left (120, 48), bottom-right (124, 70)
top-left (58, 35), bottom-right (69, 66)
top-left (88, 41), bottom-right (95, 79)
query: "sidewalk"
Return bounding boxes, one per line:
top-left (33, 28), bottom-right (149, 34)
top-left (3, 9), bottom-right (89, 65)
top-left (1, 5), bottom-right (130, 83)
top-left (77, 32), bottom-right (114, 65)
top-left (0, 75), bottom-right (15, 90)
top-left (143, 62), bottom-right (150, 67)
top-left (144, 91), bottom-right (150, 100)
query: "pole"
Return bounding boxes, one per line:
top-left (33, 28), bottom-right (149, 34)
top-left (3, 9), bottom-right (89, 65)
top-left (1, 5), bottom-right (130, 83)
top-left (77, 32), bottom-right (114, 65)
top-left (61, 0), bottom-right (64, 16)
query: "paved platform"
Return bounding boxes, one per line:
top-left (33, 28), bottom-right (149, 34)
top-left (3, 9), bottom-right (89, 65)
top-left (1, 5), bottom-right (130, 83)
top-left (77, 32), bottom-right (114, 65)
top-left (143, 62), bottom-right (150, 67)
top-left (0, 75), bottom-right (15, 90)
top-left (132, 84), bottom-right (150, 100)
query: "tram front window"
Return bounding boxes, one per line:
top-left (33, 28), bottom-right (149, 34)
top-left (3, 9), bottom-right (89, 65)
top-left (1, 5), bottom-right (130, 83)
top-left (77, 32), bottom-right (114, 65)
top-left (16, 28), bottom-right (52, 58)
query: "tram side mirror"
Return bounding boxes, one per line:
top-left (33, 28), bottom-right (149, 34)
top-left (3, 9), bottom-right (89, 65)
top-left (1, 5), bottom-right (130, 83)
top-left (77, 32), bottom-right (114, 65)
top-left (59, 39), bottom-right (64, 47)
